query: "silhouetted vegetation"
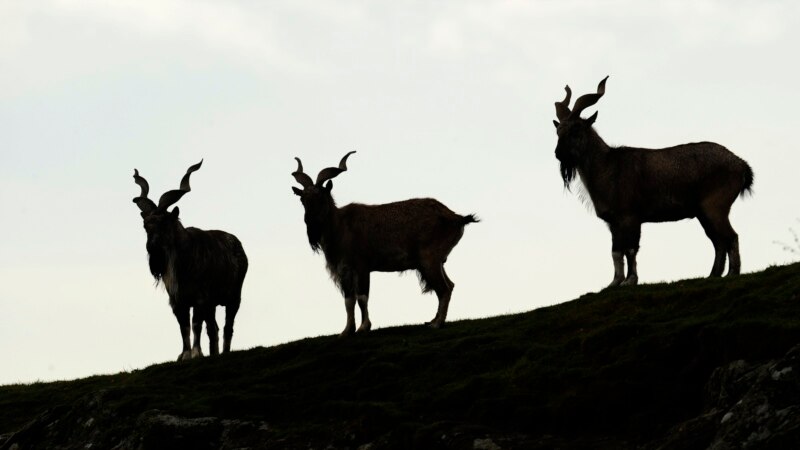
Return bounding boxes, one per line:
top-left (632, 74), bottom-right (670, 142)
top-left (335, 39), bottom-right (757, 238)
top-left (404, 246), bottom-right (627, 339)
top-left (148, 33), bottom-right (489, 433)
top-left (774, 218), bottom-right (800, 257)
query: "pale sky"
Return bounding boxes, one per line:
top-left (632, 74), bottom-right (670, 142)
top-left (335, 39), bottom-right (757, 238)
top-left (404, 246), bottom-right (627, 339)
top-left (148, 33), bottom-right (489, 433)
top-left (1, 0), bottom-right (798, 384)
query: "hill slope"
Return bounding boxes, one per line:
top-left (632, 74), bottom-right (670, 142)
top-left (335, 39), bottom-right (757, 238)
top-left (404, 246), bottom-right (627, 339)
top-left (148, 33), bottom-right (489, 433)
top-left (1, 263), bottom-right (799, 449)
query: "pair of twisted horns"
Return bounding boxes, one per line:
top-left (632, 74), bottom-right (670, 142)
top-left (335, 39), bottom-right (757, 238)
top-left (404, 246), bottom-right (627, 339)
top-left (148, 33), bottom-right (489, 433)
top-left (133, 160), bottom-right (203, 215)
top-left (293, 151), bottom-right (356, 188)
top-left (555, 76), bottom-right (608, 121)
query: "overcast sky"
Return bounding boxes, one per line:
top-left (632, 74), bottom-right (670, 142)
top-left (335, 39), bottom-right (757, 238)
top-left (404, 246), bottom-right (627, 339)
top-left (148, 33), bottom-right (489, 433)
top-left (1, 0), bottom-right (798, 384)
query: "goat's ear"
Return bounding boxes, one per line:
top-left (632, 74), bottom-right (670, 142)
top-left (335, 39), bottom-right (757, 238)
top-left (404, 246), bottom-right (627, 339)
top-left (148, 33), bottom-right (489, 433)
top-left (292, 187), bottom-right (303, 196)
top-left (553, 120), bottom-right (559, 129)
top-left (171, 207), bottom-right (180, 219)
top-left (585, 111), bottom-right (598, 125)
top-left (325, 180), bottom-right (333, 192)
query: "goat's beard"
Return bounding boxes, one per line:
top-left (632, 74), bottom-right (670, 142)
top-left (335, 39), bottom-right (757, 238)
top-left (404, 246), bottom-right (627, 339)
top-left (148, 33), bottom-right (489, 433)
top-left (560, 160), bottom-right (578, 189)
top-left (146, 241), bottom-right (167, 281)
top-left (305, 222), bottom-right (323, 253)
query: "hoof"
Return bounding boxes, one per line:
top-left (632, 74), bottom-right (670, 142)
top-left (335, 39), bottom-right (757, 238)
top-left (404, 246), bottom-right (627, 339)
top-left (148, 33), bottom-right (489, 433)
top-left (608, 278), bottom-right (624, 288)
top-left (177, 350), bottom-right (192, 361)
top-left (339, 327), bottom-right (355, 337)
top-left (356, 320), bottom-right (372, 333)
top-left (620, 275), bottom-right (638, 286)
top-left (427, 320), bottom-right (444, 329)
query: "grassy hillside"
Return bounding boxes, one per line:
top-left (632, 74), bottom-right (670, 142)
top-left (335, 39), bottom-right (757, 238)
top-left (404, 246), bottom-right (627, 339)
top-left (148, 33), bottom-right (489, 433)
top-left (2, 263), bottom-right (799, 448)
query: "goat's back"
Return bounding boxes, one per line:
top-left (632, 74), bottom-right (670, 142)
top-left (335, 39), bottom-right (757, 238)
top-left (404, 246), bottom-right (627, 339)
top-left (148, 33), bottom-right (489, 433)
top-left (337, 198), bottom-right (472, 270)
top-left (629, 142), bottom-right (748, 181)
top-left (609, 142), bottom-right (752, 221)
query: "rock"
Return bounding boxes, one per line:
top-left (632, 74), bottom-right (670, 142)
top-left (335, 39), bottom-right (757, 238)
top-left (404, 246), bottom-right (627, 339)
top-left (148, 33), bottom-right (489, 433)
top-left (0, 390), bottom-right (273, 450)
top-left (473, 437), bottom-right (502, 449)
top-left (707, 344), bottom-right (800, 449)
top-left (649, 343), bottom-right (800, 450)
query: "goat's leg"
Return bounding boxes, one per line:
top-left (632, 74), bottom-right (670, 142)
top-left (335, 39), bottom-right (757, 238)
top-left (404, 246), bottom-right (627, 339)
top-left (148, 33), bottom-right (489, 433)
top-left (620, 223), bottom-right (641, 286)
top-left (190, 308), bottom-right (204, 359)
top-left (727, 235), bottom-right (741, 276)
top-left (715, 215), bottom-right (740, 277)
top-left (609, 251), bottom-right (625, 287)
top-left (340, 279), bottom-right (357, 337)
top-left (620, 249), bottom-right (639, 286)
top-left (432, 266), bottom-right (454, 328)
top-left (443, 270), bottom-right (454, 290)
top-left (222, 303), bottom-right (239, 354)
top-left (698, 214), bottom-right (727, 277)
top-left (420, 263), bottom-right (453, 329)
top-left (356, 273), bottom-right (371, 333)
top-left (710, 241), bottom-right (726, 277)
top-left (172, 304), bottom-right (192, 361)
top-left (341, 297), bottom-right (357, 337)
top-left (608, 220), bottom-right (640, 287)
top-left (205, 306), bottom-right (219, 356)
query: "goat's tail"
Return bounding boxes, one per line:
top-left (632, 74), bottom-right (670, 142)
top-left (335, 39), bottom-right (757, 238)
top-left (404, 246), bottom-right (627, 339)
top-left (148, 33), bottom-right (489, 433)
top-left (739, 162), bottom-right (754, 198)
top-left (461, 214), bottom-right (480, 225)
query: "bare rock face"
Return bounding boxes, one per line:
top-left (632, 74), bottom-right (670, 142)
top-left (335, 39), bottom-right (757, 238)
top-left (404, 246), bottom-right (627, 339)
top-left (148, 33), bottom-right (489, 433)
top-left (650, 343), bottom-right (800, 450)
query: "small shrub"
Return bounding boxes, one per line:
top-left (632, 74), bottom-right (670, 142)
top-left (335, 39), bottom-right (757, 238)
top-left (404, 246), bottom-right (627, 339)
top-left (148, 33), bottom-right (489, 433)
top-left (774, 218), bottom-right (800, 257)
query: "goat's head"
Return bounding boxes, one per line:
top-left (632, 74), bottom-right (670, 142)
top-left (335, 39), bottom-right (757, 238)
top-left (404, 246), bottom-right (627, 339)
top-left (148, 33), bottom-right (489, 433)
top-left (132, 160), bottom-right (203, 279)
top-left (552, 76), bottom-right (608, 188)
top-left (291, 151), bottom-right (356, 250)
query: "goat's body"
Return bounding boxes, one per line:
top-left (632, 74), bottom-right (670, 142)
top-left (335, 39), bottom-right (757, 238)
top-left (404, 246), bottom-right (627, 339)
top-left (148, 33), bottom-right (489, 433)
top-left (149, 225), bottom-right (248, 361)
top-left (328, 199), bottom-right (470, 274)
top-left (582, 142), bottom-right (753, 224)
top-left (319, 198), bottom-right (475, 311)
top-left (163, 228), bottom-right (248, 309)
top-left (553, 77), bottom-right (752, 287)
top-left (572, 135), bottom-right (752, 286)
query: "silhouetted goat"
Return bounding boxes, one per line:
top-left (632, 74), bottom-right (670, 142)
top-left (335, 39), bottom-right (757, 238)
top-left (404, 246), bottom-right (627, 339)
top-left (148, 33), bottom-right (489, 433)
top-left (553, 77), bottom-right (753, 286)
top-left (133, 161), bottom-right (248, 360)
top-left (292, 152), bottom-right (478, 335)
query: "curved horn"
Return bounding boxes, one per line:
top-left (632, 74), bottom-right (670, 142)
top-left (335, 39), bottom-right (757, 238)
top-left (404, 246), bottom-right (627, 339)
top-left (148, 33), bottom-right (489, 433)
top-left (554, 85), bottom-right (572, 121)
top-left (292, 157), bottom-right (314, 188)
top-left (568, 76), bottom-right (608, 120)
top-left (178, 159), bottom-right (203, 191)
top-left (132, 169), bottom-right (157, 215)
top-left (133, 169), bottom-right (150, 198)
top-left (157, 159), bottom-right (203, 210)
top-left (315, 150), bottom-right (356, 186)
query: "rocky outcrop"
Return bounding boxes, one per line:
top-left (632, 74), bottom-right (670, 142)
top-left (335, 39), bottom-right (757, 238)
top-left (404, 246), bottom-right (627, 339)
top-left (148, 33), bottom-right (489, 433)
top-left (0, 390), bottom-right (273, 450)
top-left (650, 343), bottom-right (800, 450)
